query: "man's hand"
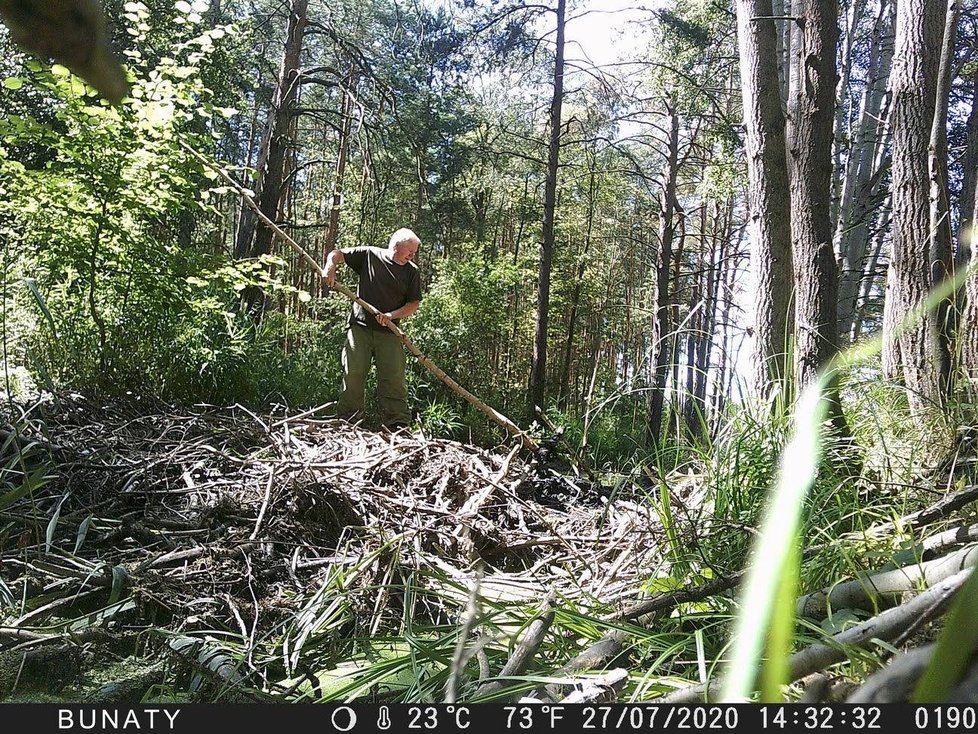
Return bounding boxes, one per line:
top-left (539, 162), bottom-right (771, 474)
top-left (322, 264), bottom-right (337, 288)
top-left (375, 312), bottom-right (393, 327)
top-left (322, 250), bottom-right (344, 289)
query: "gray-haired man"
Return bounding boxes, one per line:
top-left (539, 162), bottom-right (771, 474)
top-left (323, 228), bottom-right (423, 429)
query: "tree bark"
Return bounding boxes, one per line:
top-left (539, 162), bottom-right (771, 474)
top-left (736, 0), bottom-right (794, 401)
top-left (786, 0), bottom-right (850, 434)
top-left (883, 0), bottom-right (950, 430)
top-left (529, 0), bottom-right (565, 419)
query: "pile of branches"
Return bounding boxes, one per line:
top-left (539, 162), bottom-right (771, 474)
top-left (0, 394), bottom-right (678, 702)
top-left (2, 394), bottom-right (978, 704)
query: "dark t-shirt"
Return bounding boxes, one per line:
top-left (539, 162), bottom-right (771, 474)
top-left (341, 246), bottom-right (422, 331)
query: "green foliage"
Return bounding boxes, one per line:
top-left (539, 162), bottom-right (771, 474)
top-left (411, 251), bottom-right (529, 409)
top-left (0, 3), bottom-right (330, 407)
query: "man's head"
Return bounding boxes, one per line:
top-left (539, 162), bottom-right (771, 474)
top-left (388, 228), bottom-right (420, 265)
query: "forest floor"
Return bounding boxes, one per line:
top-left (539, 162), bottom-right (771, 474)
top-left (0, 393), bottom-right (702, 703)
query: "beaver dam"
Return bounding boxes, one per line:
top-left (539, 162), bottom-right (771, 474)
top-left (1, 395), bottom-right (977, 704)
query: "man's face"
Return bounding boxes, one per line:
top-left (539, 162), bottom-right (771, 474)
top-left (392, 240), bottom-right (419, 265)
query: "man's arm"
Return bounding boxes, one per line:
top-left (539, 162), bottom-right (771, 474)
top-left (322, 249), bottom-right (345, 287)
top-left (375, 300), bottom-right (420, 327)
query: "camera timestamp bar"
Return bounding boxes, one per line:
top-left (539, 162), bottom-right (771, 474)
top-left (24, 702), bottom-right (978, 733)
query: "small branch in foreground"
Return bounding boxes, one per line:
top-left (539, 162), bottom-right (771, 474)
top-left (476, 591), bottom-right (557, 700)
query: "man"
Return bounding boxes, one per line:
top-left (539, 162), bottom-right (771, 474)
top-left (323, 228), bottom-right (423, 429)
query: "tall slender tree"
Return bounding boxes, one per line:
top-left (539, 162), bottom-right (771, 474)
top-left (883, 0), bottom-right (950, 433)
top-left (835, 0), bottom-right (895, 342)
top-left (735, 0), bottom-right (794, 402)
top-left (529, 0), bottom-right (566, 419)
top-left (646, 92), bottom-right (680, 449)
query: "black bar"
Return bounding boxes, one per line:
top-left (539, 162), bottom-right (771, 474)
top-left (3, 703), bottom-right (976, 733)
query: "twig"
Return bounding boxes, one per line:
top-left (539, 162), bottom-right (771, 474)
top-left (250, 466), bottom-right (277, 541)
top-left (445, 565), bottom-right (485, 704)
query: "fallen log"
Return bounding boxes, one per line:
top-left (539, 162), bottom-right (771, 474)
top-left (796, 543), bottom-right (978, 621)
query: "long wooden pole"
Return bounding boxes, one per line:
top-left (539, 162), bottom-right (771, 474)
top-left (181, 142), bottom-right (538, 451)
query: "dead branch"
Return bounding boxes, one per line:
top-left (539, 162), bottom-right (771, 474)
top-left (660, 567), bottom-right (974, 703)
top-left (477, 592), bottom-right (557, 699)
top-left (797, 543), bottom-right (978, 620)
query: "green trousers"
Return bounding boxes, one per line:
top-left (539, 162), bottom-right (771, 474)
top-left (336, 323), bottom-right (411, 426)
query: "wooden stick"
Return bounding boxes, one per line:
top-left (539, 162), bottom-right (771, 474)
top-left (660, 567), bottom-right (974, 703)
top-left (476, 591), bottom-right (557, 699)
top-left (180, 143), bottom-right (538, 451)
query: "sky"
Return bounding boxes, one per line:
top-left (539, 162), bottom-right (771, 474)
top-left (562, 1), bottom-right (652, 68)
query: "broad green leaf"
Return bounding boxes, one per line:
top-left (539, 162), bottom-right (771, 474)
top-left (2, 77), bottom-right (23, 90)
top-left (46, 493), bottom-right (69, 554)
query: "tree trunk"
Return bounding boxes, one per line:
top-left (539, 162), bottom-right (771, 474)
top-left (928, 0), bottom-right (960, 391)
top-left (736, 0), bottom-right (794, 400)
top-left (786, 0), bottom-right (850, 436)
top-left (958, 80), bottom-right (978, 263)
top-left (559, 154), bottom-right (597, 409)
top-left (961, 190), bottom-right (978, 386)
top-left (836, 0), bottom-right (895, 342)
top-left (235, 0), bottom-right (308, 317)
top-left (688, 198), bottom-right (728, 440)
top-left (646, 93), bottom-right (680, 450)
top-left (830, 0), bottom-right (867, 230)
top-left (955, 80), bottom-right (978, 374)
top-left (324, 69), bottom-right (357, 254)
top-left (529, 0), bottom-right (565, 419)
top-left (883, 0), bottom-right (949, 431)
